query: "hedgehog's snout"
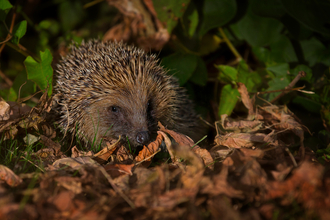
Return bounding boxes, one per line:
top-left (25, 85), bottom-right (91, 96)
top-left (136, 131), bottom-right (150, 145)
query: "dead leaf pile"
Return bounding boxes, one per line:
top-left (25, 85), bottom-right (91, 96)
top-left (0, 83), bottom-right (330, 220)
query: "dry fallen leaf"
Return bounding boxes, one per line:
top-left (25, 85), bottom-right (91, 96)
top-left (0, 165), bottom-right (22, 187)
top-left (93, 137), bottom-right (121, 163)
top-left (135, 132), bottom-right (163, 163)
top-left (104, 0), bottom-right (169, 51)
top-left (237, 82), bottom-right (255, 119)
top-left (103, 163), bottom-right (134, 178)
top-left (0, 98), bottom-right (10, 121)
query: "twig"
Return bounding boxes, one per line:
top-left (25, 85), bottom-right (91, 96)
top-left (270, 71), bottom-right (306, 103)
top-left (98, 166), bottom-right (135, 208)
top-left (0, 69), bottom-right (13, 87)
top-left (83, 0), bottom-right (104, 8)
top-left (0, 12), bottom-right (16, 53)
top-left (6, 41), bottom-right (41, 62)
top-left (285, 147), bottom-right (297, 167)
top-left (257, 86), bottom-right (305, 95)
top-left (219, 28), bottom-right (242, 61)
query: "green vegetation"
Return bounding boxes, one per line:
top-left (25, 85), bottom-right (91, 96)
top-left (0, 0), bottom-right (329, 161)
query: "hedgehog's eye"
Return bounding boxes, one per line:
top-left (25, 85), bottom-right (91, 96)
top-left (147, 101), bottom-right (153, 115)
top-left (109, 106), bottom-right (119, 113)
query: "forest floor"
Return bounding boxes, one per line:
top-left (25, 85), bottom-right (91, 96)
top-left (0, 84), bottom-right (329, 220)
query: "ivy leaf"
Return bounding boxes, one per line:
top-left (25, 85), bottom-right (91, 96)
top-left (24, 49), bottom-right (53, 96)
top-left (199, 0), bottom-right (236, 36)
top-left (11, 20), bottom-right (27, 45)
top-left (230, 4), bottom-right (283, 47)
top-left (190, 57), bottom-right (208, 86)
top-left (161, 53), bottom-right (198, 86)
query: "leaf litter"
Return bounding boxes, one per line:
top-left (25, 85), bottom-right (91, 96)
top-left (0, 83), bottom-right (329, 220)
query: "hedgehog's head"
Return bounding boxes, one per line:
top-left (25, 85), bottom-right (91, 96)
top-left (80, 88), bottom-right (158, 147)
top-left (55, 40), bottom-right (185, 148)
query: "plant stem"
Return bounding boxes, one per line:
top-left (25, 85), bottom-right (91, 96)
top-left (6, 41), bottom-right (41, 62)
top-left (219, 28), bottom-right (242, 61)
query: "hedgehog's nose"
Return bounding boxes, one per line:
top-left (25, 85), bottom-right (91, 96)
top-left (136, 131), bottom-right (150, 145)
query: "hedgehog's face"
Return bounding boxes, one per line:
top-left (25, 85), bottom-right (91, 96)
top-left (80, 92), bottom-right (159, 147)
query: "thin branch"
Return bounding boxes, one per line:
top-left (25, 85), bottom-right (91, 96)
top-left (0, 69), bottom-right (13, 87)
top-left (219, 28), bottom-right (242, 61)
top-left (257, 86), bottom-right (305, 95)
top-left (270, 71), bottom-right (306, 103)
top-left (0, 12), bottom-right (16, 53)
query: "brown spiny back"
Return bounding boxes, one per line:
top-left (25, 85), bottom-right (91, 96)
top-left (55, 40), bottom-right (200, 147)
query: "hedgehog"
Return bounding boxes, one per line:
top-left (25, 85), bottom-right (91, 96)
top-left (54, 40), bottom-right (201, 148)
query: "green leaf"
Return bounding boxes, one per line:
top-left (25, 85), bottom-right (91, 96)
top-left (59, 1), bottom-right (85, 31)
top-left (280, 0), bottom-right (330, 36)
top-left (182, 2), bottom-right (199, 37)
top-left (190, 57), bottom-right (208, 86)
top-left (0, 0), bottom-right (12, 21)
top-left (24, 49), bottom-right (53, 96)
top-left (266, 63), bottom-right (290, 101)
top-left (152, 0), bottom-right (190, 34)
top-left (291, 65), bottom-right (313, 83)
top-left (250, 0), bottom-right (285, 19)
top-left (301, 38), bottom-right (330, 66)
top-left (217, 65), bottom-right (237, 84)
top-left (199, 0), bottom-right (236, 36)
top-left (11, 20), bottom-right (27, 45)
top-left (7, 70), bottom-right (36, 101)
top-left (230, 5), bottom-right (283, 47)
top-left (252, 47), bottom-right (273, 64)
top-left (266, 63), bottom-right (289, 77)
top-left (218, 84), bottom-right (240, 116)
top-left (39, 19), bottom-right (60, 35)
top-left (161, 53), bottom-right (197, 85)
top-left (269, 35), bottom-right (298, 63)
top-left (237, 60), bottom-right (262, 92)
top-left (292, 96), bottom-right (321, 114)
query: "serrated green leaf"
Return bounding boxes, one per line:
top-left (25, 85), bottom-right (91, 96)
top-left (190, 57), bottom-right (208, 86)
top-left (0, 0), bottom-right (12, 21)
top-left (199, 0), bottom-right (236, 36)
top-left (161, 52), bottom-right (197, 85)
top-left (218, 84), bottom-right (240, 116)
top-left (11, 20), bottom-right (27, 45)
top-left (24, 49), bottom-right (53, 96)
top-left (153, 0), bottom-right (190, 34)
